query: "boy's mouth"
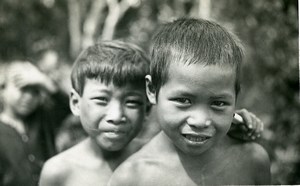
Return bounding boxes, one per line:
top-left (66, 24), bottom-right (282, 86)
top-left (104, 130), bottom-right (127, 139)
top-left (182, 134), bottom-right (211, 143)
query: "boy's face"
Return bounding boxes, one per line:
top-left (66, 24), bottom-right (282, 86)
top-left (71, 79), bottom-right (147, 151)
top-left (147, 62), bottom-right (236, 156)
top-left (2, 82), bottom-right (41, 117)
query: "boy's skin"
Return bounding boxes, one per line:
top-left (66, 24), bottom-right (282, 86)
top-left (39, 41), bottom-right (149, 186)
top-left (40, 41), bottom-right (264, 186)
top-left (108, 19), bottom-right (271, 185)
top-left (39, 80), bottom-right (147, 186)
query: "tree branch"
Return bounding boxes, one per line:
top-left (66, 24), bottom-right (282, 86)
top-left (67, 0), bottom-right (81, 58)
top-left (101, 0), bottom-right (134, 40)
top-left (82, 0), bottom-right (106, 49)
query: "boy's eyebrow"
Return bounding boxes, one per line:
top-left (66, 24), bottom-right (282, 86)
top-left (210, 93), bottom-right (234, 99)
top-left (124, 91), bottom-right (145, 97)
top-left (168, 89), bottom-right (196, 98)
top-left (91, 88), bottom-right (112, 94)
top-left (169, 87), bottom-right (234, 98)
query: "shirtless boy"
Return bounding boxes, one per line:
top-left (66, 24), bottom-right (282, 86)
top-left (39, 41), bottom-right (150, 186)
top-left (39, 40), bottom-right (264, 186)
top-left (108, 18), bottom-right (271, 186)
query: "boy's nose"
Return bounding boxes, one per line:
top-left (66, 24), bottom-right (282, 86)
top-left (186, 110), bottom-right (211, 128)
top-left (106, 101), bottom-right (126, 124)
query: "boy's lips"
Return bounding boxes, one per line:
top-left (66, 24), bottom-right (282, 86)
top-left (103, 129), bottom-right (128, 139)
top-left (104, 131), bottom-right (127, 140)
top-left (181, 133), bottom-right (212, 144)
top-left (104, 127), bottom-right (128, 133)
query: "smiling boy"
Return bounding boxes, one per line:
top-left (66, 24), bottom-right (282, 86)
top-left (39, 41), bottom-right (149, 186)
top-left (108, 18), bottom-right (271, 185)
top-left (39, 39), bottom-right (265, 186)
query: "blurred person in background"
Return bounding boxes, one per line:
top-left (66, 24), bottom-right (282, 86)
top-left (0, 61), bottom-right (69, 186)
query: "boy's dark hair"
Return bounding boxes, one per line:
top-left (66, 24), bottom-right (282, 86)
top-left (150, 18), bottom-right (244, 95)
top-left (71, 40), bottom-right (150, 95)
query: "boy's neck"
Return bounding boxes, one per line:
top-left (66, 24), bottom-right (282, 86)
top-left (161, 131), bottom-right (230, 167)
top-left (88, 138), bottom-right (131, 170)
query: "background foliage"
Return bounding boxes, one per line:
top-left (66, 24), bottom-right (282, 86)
top-left (0, 0), bottom-right (298, 184)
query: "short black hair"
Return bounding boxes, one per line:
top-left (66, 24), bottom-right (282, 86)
top-left (150, 18), bottom-right (244, 95)
top-left (71, 40), bottom-right (150, 95)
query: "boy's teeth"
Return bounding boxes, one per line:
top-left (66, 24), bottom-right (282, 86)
top-left (185, 135), bottom-right (207, 142)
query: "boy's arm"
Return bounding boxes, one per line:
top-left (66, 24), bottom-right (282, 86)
top-left (251, 144), bottom-right (271, 184)
top-left (228, 109), bottom-right (264, 141)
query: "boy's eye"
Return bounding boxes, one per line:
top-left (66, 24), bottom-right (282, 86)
top-left (171, 98), bottom-right (191, 105)
top-left (211, 101), bottom-right (228, 110)
top-left (126, 99), bottom-right (143, 108)
top-left (92, 97), bottom-right (108, 105)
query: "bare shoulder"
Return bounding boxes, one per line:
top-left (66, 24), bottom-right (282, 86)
top-left (231, 140), bottom-right (271, 184)
top-left (108, 133), bottom-right (171, 186)
top-left (240, 142), bottom-right (270, 166)
top-left (39, 141), bottom-right (88, 186)
top-left (247, 142), bottom-right (271, 184)
top-left (108, 153), bottom-right (164, 186)
top-left (39, 151), bottom-right (71, 186)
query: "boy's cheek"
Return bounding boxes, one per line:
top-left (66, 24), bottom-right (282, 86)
top-left (214, 113), bottom-right (234, 131)
top-left (157, 111), bottom-right (185, 129)
top-left (130, 109), bottom-right (147, 124)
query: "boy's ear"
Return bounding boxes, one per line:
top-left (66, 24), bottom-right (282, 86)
top-left (145, 75), bottom-right (156, 104)
top-left (70, 89), bottom-right (81, 116)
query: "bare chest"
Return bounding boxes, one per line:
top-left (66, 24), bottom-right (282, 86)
top-left (62, 163), bottom-right (113, 186)
top-left (147, 157), bottom-right (254, 186)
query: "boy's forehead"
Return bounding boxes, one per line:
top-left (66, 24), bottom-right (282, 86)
top-left (165, 62), bottom-right (236, 89)
top-left (167, 61), bottom-right (236, 74)
top-left (84, 78), bottom-right (145, 91)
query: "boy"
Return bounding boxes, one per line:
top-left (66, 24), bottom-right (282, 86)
top-left (108, 18), bottom-right (271, 185)
top-left (39, 41), bottom-right (150, 186)
top-left (39, 40), bottom-right (263, 186)
top-left (0, 61), bottom-right (59, 186)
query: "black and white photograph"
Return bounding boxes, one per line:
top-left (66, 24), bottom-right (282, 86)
top-left (0, 0), bottom-right (298, 185)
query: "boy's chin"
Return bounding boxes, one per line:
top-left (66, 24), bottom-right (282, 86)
top-left (179, 146), bottom-right (211, 156)
top-left (175, 139), bottom-right (216, 156)
top-left (93, 138), bottom-right (130, 152)
top-left (101, 144), bottom-right (127, 152)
